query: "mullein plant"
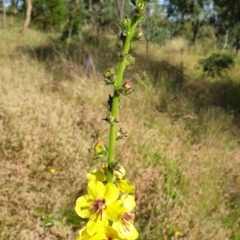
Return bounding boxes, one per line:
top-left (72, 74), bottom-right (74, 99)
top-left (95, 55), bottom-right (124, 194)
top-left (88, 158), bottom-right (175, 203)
top-left (75, 1), bottom-right (151, 239)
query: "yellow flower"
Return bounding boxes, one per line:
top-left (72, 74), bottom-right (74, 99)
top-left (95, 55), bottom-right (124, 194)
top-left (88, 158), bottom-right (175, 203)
top-left (76, 227), bottom-right (91, 240)
top-left (87, 166), bottom-right (135, 194)
top-left (76, 226), bottom-right (125, 240)
top-left (175, 230), bottom-right (181, 237)
top-left (49, 168), bottom-right (55, 174)
top-left (94, 140), bottom-right (104, 154)
top-left (75, 180), bottom-right (122, 236)
top-left (116, 179), bottom-right (135, 194)
top-left (87, 170), bottom-right (107, 182)
top-left (112, 195), bottom-right (138, 240)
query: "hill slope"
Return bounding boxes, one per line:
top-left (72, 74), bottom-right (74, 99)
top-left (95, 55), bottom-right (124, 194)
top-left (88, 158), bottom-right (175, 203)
top-left (0, 27), bottom-right (240, 240)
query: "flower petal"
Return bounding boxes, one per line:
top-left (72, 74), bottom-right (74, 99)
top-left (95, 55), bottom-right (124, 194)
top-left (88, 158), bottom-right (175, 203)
top-left (116, 179), bottom-right (135, 194)
top-left (87, 170), bottom-right (106, 182)
top-left (121, 194), bottom-right (136, 212)
top-left (106, 226), bottom-right (123, 239)
top-left (75, 195), bottom-right (93, 218)
top-left (87, 214), bottom-right (107, 236)
top-left (106, 200), bottom-right (123, 222)
top-left (104, 183), bottom-right (120, 202)
top-left (88, 232), bottom-right (105, 240)
top-left (76, 226), bottom-right (91, 240)
top-left (87, 180), bottom-right (105, 198)
top-left (113, 221), bottom-right (139, 240)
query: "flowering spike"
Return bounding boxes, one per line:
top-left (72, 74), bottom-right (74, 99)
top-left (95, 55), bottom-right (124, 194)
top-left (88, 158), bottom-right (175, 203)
top-left (75, 0), bottom-right (150, 238)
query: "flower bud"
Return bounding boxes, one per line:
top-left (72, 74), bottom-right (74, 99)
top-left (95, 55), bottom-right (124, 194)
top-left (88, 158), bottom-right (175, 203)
top-left (116, 39), bottom-right (124, 53)
top-left (103, 114), bottom-right (118, 125)
top-left (102, 162), bottom-right (126, 179)
top-left (121, 17), bottom-right (131, 34)
top-left (130, 0), bottom-right (146, 8)
top-left (103, 68), bottom-right (113, 79)
top-left (137, 14), bottom-right (146, 23)
top-left (114, 165), bottom-right (126, 179)
top-left (125, 54), bottom-right (136, 68)
top-left (118, 80), bottom-right (133, 96)
top-left (103, 68), bottom-right (116, 85)
top-left (136, 1), bottom-right (147, 13)
top-left (94, 140), bottom-right (108, 159)
top-left (132, 28), bottom-right (144, 42)
top-left (116, 128), bottom-right (127, 140)
top-left (123, 79), bottom-right (133, 91)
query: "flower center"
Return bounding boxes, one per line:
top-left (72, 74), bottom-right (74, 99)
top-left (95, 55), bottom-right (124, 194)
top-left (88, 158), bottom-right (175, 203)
top-left (92, 198), bottom-right (106, 216)
top-left (121, 212), bottom-right (134, 231)
top-left (123, 212), bottom-right (133, 221)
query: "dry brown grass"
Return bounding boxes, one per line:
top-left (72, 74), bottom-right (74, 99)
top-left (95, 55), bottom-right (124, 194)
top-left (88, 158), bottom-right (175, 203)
top-left (0, 26), bottom-right (240, 240)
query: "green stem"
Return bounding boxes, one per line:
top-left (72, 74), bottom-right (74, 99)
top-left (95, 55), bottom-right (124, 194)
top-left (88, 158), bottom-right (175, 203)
top-left (107, 16), bottom-right (139, 183)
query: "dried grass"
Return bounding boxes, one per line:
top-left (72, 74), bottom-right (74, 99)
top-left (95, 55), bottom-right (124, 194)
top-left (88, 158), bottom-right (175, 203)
top-left (0, 27), bottom-right (240, 240)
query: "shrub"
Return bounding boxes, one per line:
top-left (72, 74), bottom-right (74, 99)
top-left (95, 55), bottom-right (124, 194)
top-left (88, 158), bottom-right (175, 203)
top-left (199, 53), bottom-right (234, 77)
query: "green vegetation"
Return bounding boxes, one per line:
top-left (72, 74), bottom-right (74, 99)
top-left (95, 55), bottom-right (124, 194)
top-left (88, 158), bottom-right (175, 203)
top-left (30, 0), bottom-right (67, 30)
top-left (1, 1), bottom-right (240, 239)
top-left (199, 53), bottom-right (234, 77)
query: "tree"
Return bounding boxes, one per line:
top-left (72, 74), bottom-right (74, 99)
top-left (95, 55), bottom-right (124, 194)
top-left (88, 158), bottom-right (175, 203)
top-left (30, 0), bottom-right (67, 30)
top-left (10, 0), bottom-right (18, 8)
top-left (59, 0), bottom-right (89, 42)
top-left (21, 0), bottom-right (32, 33)
top-left (86, 0), bottom-right (118, 44)
top-left (212, 0), bottom-right (240, 53)
top-left (2, 0), bottom-right (6, 27)
top-left (45, 0), bottom-right (67, 29)
top-left (164, 0), bottom-right (212, 43)
top-left (144, 2), bottom-right (171, 54)
top-left (116, 0), bottom-right (125, 20)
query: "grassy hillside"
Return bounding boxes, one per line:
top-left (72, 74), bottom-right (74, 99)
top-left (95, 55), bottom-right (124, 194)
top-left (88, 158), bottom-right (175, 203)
top-left (0, 25), bottom-right (240, 240)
